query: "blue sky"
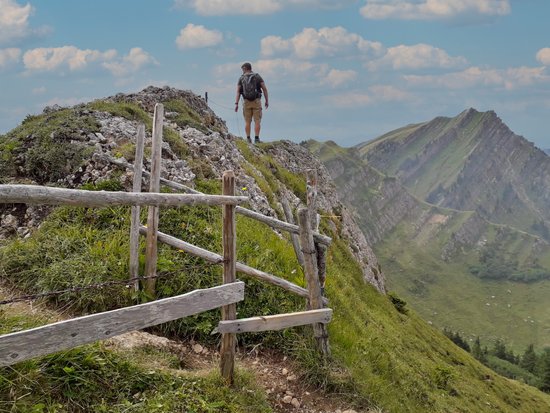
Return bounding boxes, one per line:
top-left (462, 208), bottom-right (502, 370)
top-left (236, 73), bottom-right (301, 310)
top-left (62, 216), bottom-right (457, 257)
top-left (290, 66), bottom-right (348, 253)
top-left (1, 0), bottom-right (549, 148)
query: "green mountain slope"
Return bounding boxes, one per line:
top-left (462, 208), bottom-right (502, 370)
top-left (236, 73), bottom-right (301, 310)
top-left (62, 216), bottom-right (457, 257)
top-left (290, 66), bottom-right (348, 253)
top-left (1, 91), bottom-right (549, 412)
top-left (307, 109), bottom-right (550, 351)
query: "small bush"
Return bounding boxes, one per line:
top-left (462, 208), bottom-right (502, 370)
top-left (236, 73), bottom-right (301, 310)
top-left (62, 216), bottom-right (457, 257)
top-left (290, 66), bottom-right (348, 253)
top-left (388, 292), bottom-right (408, 314)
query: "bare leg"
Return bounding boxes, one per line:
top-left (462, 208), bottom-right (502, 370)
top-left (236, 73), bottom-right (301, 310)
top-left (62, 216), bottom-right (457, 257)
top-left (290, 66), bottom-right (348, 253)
top-left (245, 120), bottom-right (251, 138)
top-left (254, 121), bottom-right (261, 138)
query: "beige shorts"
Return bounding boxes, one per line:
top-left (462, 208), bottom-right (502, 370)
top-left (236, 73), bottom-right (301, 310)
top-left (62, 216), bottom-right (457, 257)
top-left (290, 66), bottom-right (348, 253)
top-left (243, 98), bottom-right (262, 123)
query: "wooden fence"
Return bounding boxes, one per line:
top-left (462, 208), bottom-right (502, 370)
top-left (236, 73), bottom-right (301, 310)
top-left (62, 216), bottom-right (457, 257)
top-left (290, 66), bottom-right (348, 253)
top-left (0, 103), bottom-right (333, 384)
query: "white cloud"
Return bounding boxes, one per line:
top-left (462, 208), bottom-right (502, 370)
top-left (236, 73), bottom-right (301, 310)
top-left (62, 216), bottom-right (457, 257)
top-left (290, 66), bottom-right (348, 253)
top-left (23, 46), bottom-right (116, 71)
top-left (261, 27), bottom-right (383, 60)
top-left (360, 0), bottom-right (511, 20)
top-left (0, 0), bottom-right (32, 43)
top-left (22, 46), bottom-right (156, 77)
top-left (213, 58), bottom-right (329, 85)
top-left (174, 0), bottom-right (354, 15)
top-left (405, 66), bottom-right (548, 90)
top-left (326, 92), bottom-right (373, 107)
top-left (321, 69), bottom-right (357, 88)
top-left (176, 23), bottom-right (223, 50)
top-left (102, 47), bottom-right (157, 77)
top-left (326, 84), bottom-right (413, 107)
top-left (367, 43), bottom-right (467, 70)
top-left (536, 48), bottom-right (550, 66)
top-left (254, 58), bottom-right (328, 79)
top-left (174, 0), bottom-right (281, 16)
top-left (0, 47), bottom-right (21, 67)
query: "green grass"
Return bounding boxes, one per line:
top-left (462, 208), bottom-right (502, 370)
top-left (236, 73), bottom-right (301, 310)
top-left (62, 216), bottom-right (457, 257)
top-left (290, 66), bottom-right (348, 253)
top-left (375, 218), bottom-right (550, 351)
top-left (324, 237), bottom-right (550, 412)
top-left (0, 307), bottom-right (271, 413)
top-left (0, 109), bottom-right (98, 183)
top-left (86, 101), bottom-right (152, 128)
top-left (163, 99), bottom-right (208, 133)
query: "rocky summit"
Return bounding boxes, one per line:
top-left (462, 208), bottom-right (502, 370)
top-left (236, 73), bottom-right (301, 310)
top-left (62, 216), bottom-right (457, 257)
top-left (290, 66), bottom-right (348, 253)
top-left (0, 86), bottom-right (384, 293)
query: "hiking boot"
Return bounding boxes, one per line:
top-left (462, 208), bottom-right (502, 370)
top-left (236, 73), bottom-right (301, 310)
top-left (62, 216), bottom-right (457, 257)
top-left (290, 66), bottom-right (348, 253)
top-left (246, 137), bottom-right (252, 143)
top-left (254, 137), bottom-right (260, 144)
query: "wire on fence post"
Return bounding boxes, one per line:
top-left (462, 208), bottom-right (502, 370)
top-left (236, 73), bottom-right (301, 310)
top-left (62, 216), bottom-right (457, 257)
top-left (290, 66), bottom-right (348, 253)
top-left (220, 170), bottom-right (237, 385)
top-left (144, 103), bottom-right (164, 297)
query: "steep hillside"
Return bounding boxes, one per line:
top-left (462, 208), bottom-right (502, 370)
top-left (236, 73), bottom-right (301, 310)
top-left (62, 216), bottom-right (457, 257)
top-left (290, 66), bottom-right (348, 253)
top-left (308, 110), bottom-right (550, 350)
top-left (1, 90), bottom-right (549, 412)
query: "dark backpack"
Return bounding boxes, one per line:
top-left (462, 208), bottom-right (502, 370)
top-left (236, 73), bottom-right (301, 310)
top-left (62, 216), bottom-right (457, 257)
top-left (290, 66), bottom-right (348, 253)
top-left (240, 73), bottom-right (260, 100)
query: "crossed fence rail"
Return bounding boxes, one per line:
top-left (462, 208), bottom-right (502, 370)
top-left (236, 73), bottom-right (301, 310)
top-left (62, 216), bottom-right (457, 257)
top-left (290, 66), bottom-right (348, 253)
top-left (0, 103), bottom-right (332, 384)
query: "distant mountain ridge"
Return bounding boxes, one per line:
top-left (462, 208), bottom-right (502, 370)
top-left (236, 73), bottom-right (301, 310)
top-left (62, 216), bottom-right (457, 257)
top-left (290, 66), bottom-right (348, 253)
top-left (307, 109), bottom-right (550, 350)
top-left (358, 108), bottom-right (550, 240)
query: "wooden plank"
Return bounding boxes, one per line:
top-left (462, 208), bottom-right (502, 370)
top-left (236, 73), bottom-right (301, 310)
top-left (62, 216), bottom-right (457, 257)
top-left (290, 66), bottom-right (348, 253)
top-left (220, 171), bottom-right (237, 384)
top-left (145, 103), bottom-right (164, 296)
top-left (139, 226), bottom-right (328, 306)
top-left (0, 282), bottom-right (245, 367)
top-left (216, 309), bottom-right (332, 334)
top-left (0, 185), bottom-right (247, 207)
top-left (298, 208), bottom-right (330, 356)
top-left (129, 124), bottom-right (145, 291)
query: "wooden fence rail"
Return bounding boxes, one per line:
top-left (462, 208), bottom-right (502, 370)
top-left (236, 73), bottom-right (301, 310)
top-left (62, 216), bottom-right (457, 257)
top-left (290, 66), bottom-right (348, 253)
top-left (0, 185), bottom-right (247, 207)
top-left (0, 282), bottom-right (244, 367)
top-left (98, 154), bottom-right (332, 246)
top-left (138, 226), bottom-right (329, 306)
top-left (215, 308), bottom-right (332, 334)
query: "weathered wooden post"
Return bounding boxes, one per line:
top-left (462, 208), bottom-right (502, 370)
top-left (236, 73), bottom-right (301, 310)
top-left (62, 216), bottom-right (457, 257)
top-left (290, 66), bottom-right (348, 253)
top-left (282, 197), bottom-right (305, 269)
top-left (298, 208), bottom-right (330, 356)
top-left (306, 169), bottom-right (319, 232)
top-left (220, 170), bottom-right (237, 384)
top-left (144, 103), bottom-right (164, 297)
top-left (129, 124), bottom-right (145, 291)
top-left (306, 169), bottom-right (327, 294)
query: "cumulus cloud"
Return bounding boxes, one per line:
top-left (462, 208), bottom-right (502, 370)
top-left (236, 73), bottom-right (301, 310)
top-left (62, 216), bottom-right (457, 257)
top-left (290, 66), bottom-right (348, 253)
top-left (213, 58), bottom-right (329, 84)
top-left (176, 23), bottom-right (223, 50)
top-left (536, 48), bottom-right (550, 66)
top-left (174, 0), bottom-right (355, 15)
top-left (174, 0), bottom-right (281, 15)
top-left (360, 0), bottom-right (511, 21)
top-left (261, 27), bottom-right (383, 60)
top-left (254, 58), bottom-right (328, 79)
top-left (22, 46), bottom-right (156, 77)
top-left (367, 43), bottom-right (467, 70)
top-left (327, 84), bottom-right (413, 107)
top-left (0, 47), bottom-right (21, 67)
top-left (405, 66), bottom-right (548, 90)
top-left (0, 0), bottom-right (32, 43)
top-left (102, 48), bottom-right (158, 77)
top-left (23, 46), bottom-right (116, 71)
top-left (321, 69), bottom-right (357, 88)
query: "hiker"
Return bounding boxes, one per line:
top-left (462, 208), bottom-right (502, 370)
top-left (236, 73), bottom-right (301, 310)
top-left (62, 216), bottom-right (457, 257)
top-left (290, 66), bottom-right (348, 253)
top-left (235, 62), bottom-right (269, 143)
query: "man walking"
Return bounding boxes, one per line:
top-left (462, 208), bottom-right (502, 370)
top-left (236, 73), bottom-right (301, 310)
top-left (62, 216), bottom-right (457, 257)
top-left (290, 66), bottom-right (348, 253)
top-left (235, 62), bottom-right (268, 143)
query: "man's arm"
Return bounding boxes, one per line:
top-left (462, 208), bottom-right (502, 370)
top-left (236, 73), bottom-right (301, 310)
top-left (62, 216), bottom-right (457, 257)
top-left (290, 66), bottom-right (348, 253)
top-left (234, 84), bottom-right (241, 112)
top-left (260, 82), bottom-right (269, 109)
